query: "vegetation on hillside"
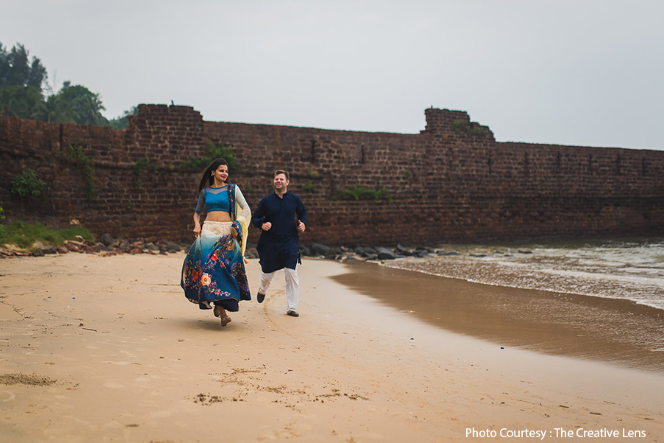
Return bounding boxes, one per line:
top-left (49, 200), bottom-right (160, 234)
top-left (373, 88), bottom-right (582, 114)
top-left (0, 42), bottom-right (135, 129)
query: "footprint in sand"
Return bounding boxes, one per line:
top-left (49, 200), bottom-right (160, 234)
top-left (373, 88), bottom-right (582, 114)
top-left (104, 381), bottom-right (125, 389)
top-left (1, 391), bottom-right (16, 402)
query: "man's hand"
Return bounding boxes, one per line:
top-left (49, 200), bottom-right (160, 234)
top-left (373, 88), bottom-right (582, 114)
top-left (261, 222), bottom-right (272, 231)
top-left (297, 220), bottom-right (305, 232)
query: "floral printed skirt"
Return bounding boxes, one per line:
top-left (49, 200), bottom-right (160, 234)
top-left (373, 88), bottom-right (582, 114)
top-left (181, 221), bottom-right (251, 312)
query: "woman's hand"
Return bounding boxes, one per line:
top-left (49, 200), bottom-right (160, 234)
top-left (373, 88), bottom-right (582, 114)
top-left (231, 227), bottom-right (238, 238)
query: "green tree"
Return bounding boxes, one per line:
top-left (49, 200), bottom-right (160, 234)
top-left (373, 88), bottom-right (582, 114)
top-left (0, 43), bottom-right (47, 91)
top-left (39, 91), bottom-right (72, 123)
top-left (109, 106), bottom-right (138, 129)
top-left (0, 85), bottom-right (45, 119)
top-left (0, 42), bottom-right (131, 128)
top-left (43, 81), bottom-right (109, 126)
top-left (27, 57), bottom-right (47, 91)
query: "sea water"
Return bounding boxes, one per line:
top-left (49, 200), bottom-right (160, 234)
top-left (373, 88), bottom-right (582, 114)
top-left (380, 237), bottom-right (664, 311)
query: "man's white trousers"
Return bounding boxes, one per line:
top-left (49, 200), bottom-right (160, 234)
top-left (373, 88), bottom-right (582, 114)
top-left (259, 265), bottom-right (299, 312)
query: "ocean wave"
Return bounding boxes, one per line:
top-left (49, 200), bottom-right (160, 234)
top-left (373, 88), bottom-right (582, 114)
top-left (379, 237), bottom-right (664, 311)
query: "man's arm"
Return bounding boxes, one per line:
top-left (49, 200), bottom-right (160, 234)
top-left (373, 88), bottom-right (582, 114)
top-left (296, 196), bottom-right (307, 226)
top-left (251, 198), bottom-right (266, 228)
top-left (296, 196), bottom-right (307, 231)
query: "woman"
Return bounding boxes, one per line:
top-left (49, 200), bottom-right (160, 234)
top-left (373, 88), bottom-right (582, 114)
top-left (181, 158), bottom-right (251, 326)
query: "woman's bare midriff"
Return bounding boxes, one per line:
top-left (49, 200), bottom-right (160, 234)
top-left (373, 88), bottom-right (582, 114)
top-left (205, 211), bottom-right (232, 222)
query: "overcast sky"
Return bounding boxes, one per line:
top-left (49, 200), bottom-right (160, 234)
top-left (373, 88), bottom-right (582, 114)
top-left (2, 0), bottom-right (663, 150)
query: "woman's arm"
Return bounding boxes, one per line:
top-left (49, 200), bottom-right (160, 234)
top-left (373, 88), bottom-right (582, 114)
top-left (193, 189), bottom-right (205, 236)
top-left (235, 186), bottom-right (251, 225)
top-left (234, 186), bottom-right (251, 254)
top-left (193, 212), bottom-right (202, 237)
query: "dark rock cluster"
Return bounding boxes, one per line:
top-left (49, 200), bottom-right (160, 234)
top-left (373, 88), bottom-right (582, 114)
top-left (1, 236), bottom-right (533, 261)
top-left (297, 242), bottom-right (460, 262)
top-left (0, 233), bottom-right (190, 258)
top-left (1, 233), bottom-right (467, 262)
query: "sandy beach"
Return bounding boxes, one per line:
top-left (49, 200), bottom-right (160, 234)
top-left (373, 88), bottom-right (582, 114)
top-left (1, 253), bottom-right (663, 442)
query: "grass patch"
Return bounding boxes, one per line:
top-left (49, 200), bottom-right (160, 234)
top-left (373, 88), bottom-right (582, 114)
top-left (333, 186), bottom-right (391, 202)
top-left (452, 119), bottom-right (487, 137)
top-left (0, 221), bottom-right (94, 249)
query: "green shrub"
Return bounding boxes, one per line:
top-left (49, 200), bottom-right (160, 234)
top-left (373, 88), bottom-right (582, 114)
top-left (451, 120), bottom-right (467, 132)
top-left (181, 140), bottom-right (240, 171)
top-left (10, 169), bottom-right (46, 197)
top-left (468, 124), bottom-right (487, 137)
top-left (67, 145), bottom-right (95, 201)
top-left (303, 180), bottom-right (316, 192)
top-left (133, 159), bottom-right (158, 176)
top-left (132, 158), bottom-right (158, 189)
top-left (333, 186), bottom-right (391, 202)
top-left (306, 168), bottom-right (319, 178)
top-left (452, 119), bottom-right (487, 138)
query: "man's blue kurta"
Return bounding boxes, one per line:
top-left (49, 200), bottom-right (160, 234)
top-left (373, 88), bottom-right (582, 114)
top-left (251, 192), bottom-right (307, 274)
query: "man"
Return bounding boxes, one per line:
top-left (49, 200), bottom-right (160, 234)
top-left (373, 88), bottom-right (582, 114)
top-left (251, 170), bottom-right (307, 317)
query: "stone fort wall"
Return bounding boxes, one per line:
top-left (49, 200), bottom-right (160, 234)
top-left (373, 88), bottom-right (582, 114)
top-left (1, 104), bottom-right (662, 245)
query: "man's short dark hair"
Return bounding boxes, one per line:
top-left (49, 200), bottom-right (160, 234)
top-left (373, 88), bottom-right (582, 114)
top-left (274, 169), bottom-right (289, 180)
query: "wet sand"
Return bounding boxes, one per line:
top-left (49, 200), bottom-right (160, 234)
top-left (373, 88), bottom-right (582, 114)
top-left (333, 261), bottom-right (664, 372)
top-left (1, 254), bottom-right (663, 442)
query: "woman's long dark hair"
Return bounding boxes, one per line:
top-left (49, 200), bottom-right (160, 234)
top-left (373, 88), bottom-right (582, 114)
top-left (198, 158), bottom-right (230, 192)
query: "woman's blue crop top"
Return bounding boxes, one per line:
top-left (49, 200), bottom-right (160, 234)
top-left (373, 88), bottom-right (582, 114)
top-left (195, 186), bottom-right (231, 213)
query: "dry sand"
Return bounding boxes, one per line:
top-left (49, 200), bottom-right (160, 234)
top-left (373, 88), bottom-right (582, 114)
top-left (1, 254), bottom-right (663, 442)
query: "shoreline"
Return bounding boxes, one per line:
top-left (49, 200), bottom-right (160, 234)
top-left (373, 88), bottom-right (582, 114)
top-left (383, 257), bottom-right (664, 313)
top-left (334, 260), bottom-right (664, 373)
top-left (1, 254), bottom-right (663, 442)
